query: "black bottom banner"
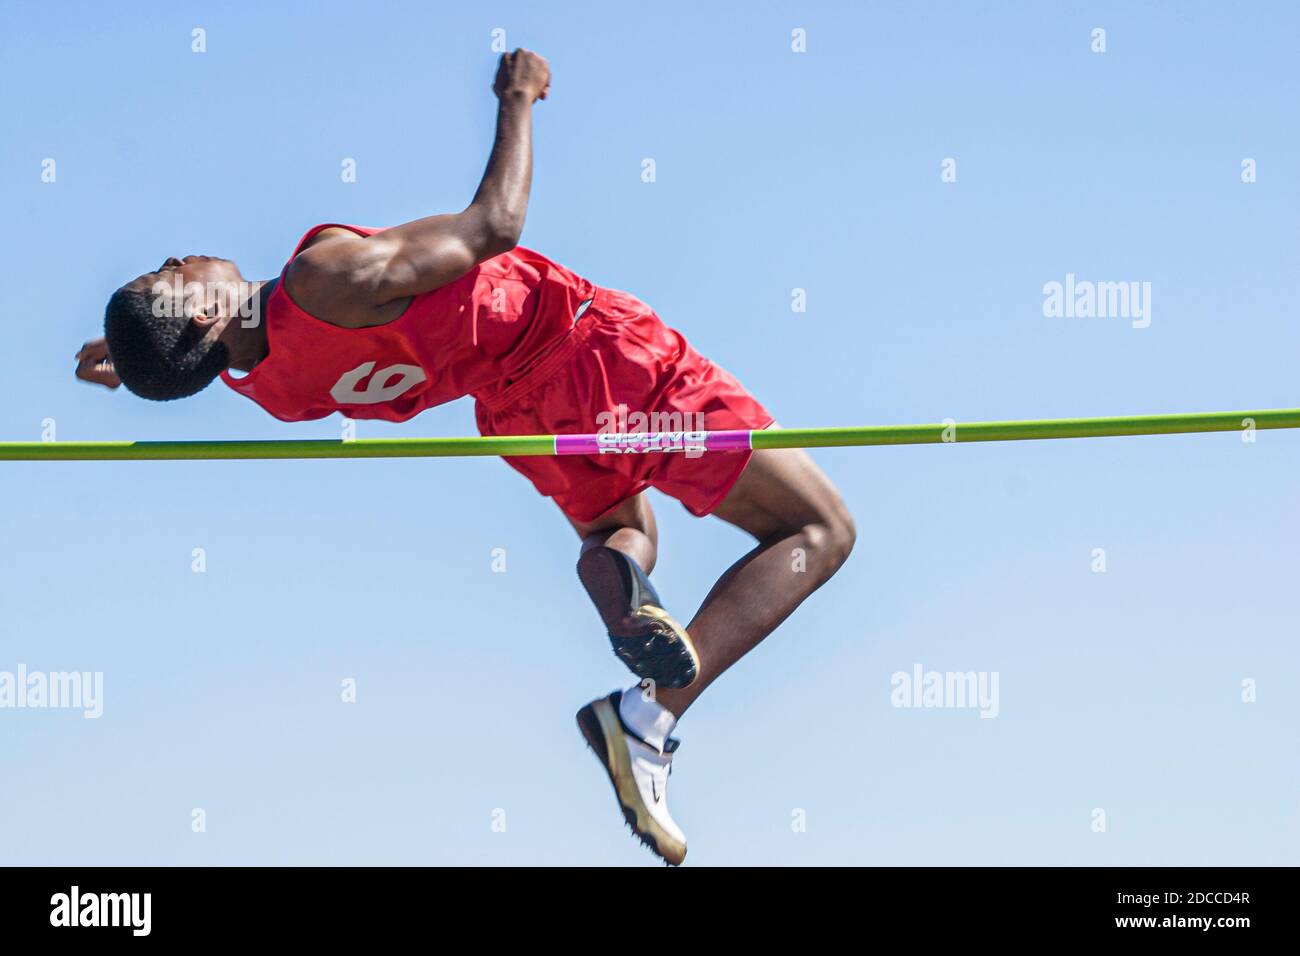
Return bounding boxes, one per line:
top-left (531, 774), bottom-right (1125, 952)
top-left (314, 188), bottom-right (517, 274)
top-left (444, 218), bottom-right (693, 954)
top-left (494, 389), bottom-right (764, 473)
top-left (0, 865), bottom-right (1277, 942)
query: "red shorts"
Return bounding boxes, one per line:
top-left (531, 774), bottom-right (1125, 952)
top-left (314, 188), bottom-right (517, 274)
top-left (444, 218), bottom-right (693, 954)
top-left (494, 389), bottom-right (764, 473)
top-left (474, 287), bottom-right (774, 524)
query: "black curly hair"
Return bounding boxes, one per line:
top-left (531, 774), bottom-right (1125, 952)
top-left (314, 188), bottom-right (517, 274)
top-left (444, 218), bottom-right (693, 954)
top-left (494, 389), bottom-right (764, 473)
top-left (103, 288), bottom-right (230, 401)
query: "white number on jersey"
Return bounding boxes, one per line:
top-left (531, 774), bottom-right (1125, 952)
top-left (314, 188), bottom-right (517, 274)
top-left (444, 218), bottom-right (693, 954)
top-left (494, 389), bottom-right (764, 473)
top-left (329, 361), bottom-right (428, 405)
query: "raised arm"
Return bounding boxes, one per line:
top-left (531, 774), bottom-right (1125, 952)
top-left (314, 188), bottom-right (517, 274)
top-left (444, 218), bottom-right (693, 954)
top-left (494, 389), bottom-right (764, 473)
top-left (287, 50), bottom-right (551, 321)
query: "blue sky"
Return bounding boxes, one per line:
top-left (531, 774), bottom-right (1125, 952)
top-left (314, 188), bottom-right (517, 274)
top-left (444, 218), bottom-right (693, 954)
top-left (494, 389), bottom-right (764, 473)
top-left (1, 1), bottom-right (1297, 865)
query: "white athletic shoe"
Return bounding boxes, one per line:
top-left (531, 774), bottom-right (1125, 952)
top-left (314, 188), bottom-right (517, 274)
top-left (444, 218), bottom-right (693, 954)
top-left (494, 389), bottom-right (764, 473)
top-left (576, 690), bottom-right (687, 866)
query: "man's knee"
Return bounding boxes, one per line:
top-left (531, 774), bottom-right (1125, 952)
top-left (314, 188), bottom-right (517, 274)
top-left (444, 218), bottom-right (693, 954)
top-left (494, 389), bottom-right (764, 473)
top-left (802, 502), bottom-right (855, 578)
top-left (833, 507), bottom-right (857, 566)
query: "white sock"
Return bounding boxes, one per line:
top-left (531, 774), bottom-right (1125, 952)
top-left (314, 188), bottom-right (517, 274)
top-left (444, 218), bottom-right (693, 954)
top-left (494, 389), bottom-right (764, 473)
top-left (619, 683), bottom-right (677, 753)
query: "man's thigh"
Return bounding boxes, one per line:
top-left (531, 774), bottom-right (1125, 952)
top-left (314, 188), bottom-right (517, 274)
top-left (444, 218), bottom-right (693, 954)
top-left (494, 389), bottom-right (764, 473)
top-left (710, 447), bottom-right (852, 542)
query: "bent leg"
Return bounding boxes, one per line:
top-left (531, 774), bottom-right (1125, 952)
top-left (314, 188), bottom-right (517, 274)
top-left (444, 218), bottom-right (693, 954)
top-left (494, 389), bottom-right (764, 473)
top-left (654, 446), bottom-right (855, 717)
top-left (569, 494), bottom-right (700, 685)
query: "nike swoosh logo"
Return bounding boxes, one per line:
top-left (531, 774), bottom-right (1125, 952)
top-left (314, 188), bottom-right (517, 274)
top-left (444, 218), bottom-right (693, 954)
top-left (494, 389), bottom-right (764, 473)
top-left (651, 777), bottom-right (662, 803)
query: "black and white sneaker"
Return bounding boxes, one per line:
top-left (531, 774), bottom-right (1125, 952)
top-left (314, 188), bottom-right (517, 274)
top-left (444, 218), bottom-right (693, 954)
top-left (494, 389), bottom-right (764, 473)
top-left (577, 546), bottom-right (699, 689)
top-left (576, 690), bottom-right (687, 866)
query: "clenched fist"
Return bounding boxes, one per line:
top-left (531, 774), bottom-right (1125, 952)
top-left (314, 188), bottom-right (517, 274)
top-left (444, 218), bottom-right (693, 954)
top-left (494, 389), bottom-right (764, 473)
top-left (493, 48), bottom-right (550, 103)
top-left (75, 337), bottom-right (121, 389)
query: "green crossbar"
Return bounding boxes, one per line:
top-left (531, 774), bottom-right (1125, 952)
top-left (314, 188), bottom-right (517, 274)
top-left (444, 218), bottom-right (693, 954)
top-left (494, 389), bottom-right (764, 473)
top-left (1, 409), bottom-right (1295, 461)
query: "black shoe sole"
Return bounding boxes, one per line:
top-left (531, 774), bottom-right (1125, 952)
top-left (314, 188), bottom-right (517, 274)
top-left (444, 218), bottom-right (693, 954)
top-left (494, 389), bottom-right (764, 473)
top-left (577, 547), bottom-right (699, 689)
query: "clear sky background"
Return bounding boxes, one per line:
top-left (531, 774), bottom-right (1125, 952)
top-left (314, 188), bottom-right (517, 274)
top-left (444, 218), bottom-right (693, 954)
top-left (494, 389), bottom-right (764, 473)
top-left (1, 2), bottom-right (1297, 866)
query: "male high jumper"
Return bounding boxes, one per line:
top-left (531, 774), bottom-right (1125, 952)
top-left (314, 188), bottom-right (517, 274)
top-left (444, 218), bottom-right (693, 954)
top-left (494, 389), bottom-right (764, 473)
top-left (75, 50), bottom-right (855, 865)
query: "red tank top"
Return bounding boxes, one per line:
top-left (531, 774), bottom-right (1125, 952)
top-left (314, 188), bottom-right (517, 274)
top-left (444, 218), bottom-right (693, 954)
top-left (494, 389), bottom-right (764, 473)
top-left (221, 224), bottom-right (596, 422)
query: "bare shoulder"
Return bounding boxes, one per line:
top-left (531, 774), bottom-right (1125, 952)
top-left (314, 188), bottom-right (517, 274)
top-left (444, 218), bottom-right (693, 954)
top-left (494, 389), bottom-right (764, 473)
top-left (283, 229), bottom-right (402, 328)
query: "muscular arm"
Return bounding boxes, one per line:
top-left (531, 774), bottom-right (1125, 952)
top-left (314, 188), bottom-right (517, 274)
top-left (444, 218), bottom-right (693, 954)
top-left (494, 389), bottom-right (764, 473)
top-left (287, 49), bottom-right (551, 324)
top-left (374, 88), bottom-right (536, 296)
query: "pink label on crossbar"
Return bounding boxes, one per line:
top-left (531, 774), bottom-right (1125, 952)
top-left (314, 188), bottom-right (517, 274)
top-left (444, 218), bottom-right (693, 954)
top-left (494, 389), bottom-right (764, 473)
top-left (554, 430), bottom-right (752, 456)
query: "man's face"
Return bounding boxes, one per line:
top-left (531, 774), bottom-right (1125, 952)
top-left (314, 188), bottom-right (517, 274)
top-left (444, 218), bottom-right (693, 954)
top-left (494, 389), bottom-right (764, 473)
top-left (122, 255), bottom-right (246, 326)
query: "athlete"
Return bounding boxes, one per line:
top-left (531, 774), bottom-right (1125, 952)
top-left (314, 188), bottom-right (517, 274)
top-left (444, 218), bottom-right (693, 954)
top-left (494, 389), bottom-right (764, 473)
top-left (74, 50), bottom-right (855, 865)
